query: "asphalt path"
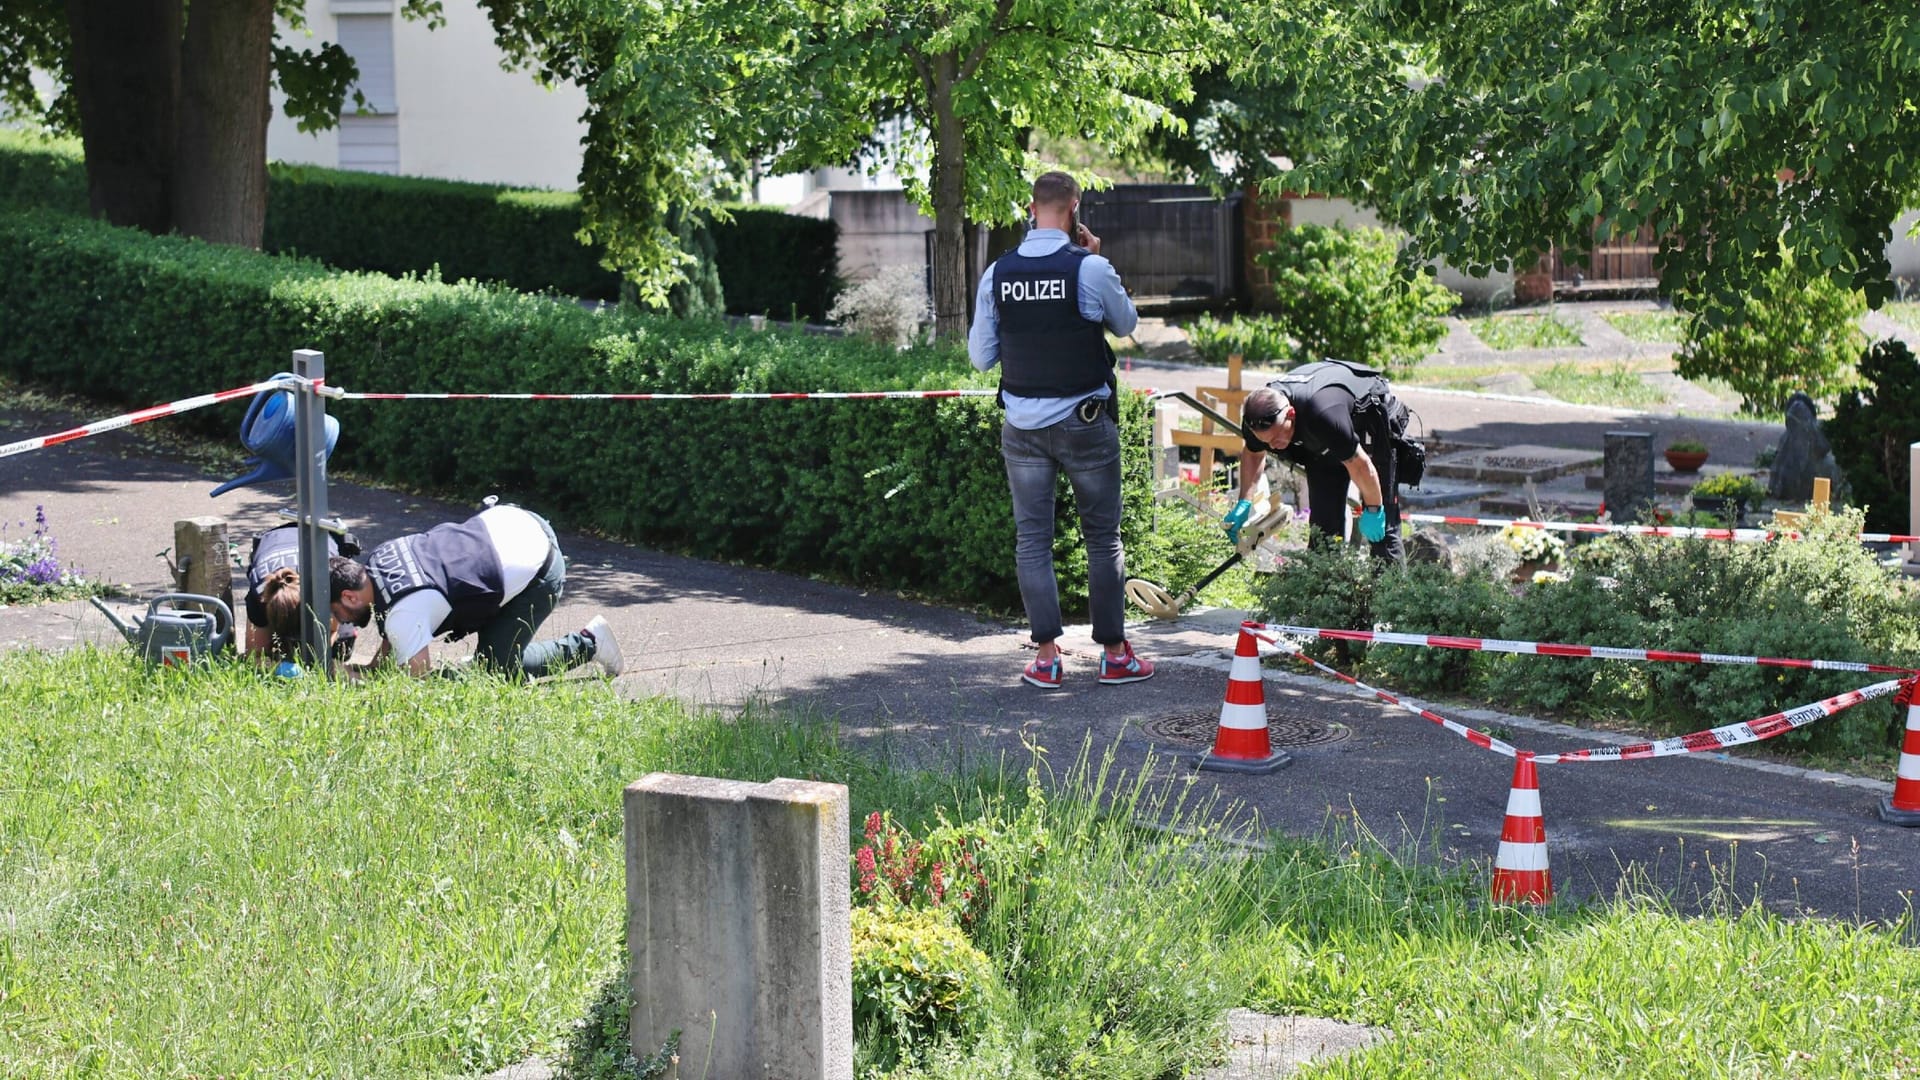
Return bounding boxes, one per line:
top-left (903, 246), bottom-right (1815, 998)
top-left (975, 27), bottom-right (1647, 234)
top-left (2, 387), bottom-right (1915, 926)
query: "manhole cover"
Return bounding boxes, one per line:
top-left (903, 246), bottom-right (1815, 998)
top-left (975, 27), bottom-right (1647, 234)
top-left (1139, 710), bottom-right (1351, 749)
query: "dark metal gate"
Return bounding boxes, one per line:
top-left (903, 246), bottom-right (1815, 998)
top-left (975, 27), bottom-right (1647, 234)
top-left (1080, 185), bottom-right (1245, 305)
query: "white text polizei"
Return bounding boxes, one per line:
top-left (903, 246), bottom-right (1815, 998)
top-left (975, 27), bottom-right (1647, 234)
top-left (999, 277), bottom-right (1068, 303)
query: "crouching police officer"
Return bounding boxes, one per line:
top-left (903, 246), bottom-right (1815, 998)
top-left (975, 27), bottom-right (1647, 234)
top-left (328, 501), bottom-right (622, 680)
top-left (242, 521), bottom-right (361, 667)
top-left (1229, 359), bottom-right (1419, 562)
top-left (966, 169), bottom-right (1153, 690)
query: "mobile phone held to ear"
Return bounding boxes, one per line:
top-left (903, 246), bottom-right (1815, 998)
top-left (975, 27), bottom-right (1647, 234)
top-left (1069, 204), bottom-right (1084, 243)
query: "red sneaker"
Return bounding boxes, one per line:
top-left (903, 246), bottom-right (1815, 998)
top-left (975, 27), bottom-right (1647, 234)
top-left (1023, 654), bottom-right (1064, 689)
top-left (1098, 642), bottom-right (1154, 685)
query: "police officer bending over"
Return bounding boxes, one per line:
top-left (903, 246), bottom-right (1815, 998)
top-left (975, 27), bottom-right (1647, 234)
top-left (242, 522), bottom-right (359, 667)
top-left (328, 502), bottom-right (623, 680)
top-left (1231, 359), bottom-right (1415, 562)
top-left (967, 170), bottom-right (1153, 690)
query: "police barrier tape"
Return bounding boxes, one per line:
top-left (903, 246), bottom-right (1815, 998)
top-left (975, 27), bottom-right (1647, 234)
top-left (1402, 512), bottom-right (1920, 546)
top-left (1246, 622), bottom-right (1920, 676)
top-left (1243, 623), bottom-right (1909, 764)
top-left (323, 388), bottom-right (1001, 401)
top-left (0, 376), bottom-right (302, 460)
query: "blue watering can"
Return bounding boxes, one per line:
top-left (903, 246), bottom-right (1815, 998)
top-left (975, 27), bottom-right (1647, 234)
top-left (210, 374), bottom-right (339, 497)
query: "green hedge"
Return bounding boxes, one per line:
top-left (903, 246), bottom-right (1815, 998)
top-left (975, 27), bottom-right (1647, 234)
top-left (262, 165), bottom-right (625, 301)
top-left (0, 130), bottom-right (839, 320)
top-left (0, 208), bottom-right (1201, 614)
top-left (709, 205), bottom-right (841, 323)
top-left (1259, 523), bottom-right (1920, 759)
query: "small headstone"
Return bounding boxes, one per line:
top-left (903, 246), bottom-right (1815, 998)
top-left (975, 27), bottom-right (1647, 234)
top-left (1602, 432), bottom-right (1655, 524)
top-left (1768, 393), bottom-right (1852, 503)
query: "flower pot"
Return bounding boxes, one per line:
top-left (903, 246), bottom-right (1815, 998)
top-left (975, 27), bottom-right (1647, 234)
top-left (1664, 449), bottom-right (1709, 473)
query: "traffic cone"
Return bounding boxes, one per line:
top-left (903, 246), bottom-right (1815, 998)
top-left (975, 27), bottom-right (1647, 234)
top-left (1877, 678), bottom-right (1920, 827)
top-left (1491, 752), bottom-right (1552, 904)
top-left (1196, 625), bottom-right (1292, 774)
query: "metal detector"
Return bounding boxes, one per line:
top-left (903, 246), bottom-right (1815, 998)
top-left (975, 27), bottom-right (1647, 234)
top-left (1124, 501), bottom-right (1294, 620)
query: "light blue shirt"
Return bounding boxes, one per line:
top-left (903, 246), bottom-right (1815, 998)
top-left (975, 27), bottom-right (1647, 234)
top-left (967, 229), bottom-right (1138, 430)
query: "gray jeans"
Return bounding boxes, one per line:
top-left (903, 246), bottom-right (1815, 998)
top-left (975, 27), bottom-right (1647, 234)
top-left (1001, 408), bottom-right (1127, 647)
top-left (473, 512), bottom-right (594, 679)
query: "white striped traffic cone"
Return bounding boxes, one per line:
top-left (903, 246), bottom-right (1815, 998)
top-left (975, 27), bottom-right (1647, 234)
top-left (1491, 752), bottom-right (1553, 904)
top-left (1877, 678), bottom-right (1920, 827)
top-left (1197, 625), bottom-right (1292, 774)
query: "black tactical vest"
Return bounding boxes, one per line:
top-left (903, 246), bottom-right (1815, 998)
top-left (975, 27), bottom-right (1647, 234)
top-left (990, 244), bottom-right (1112, 399)
top-left (247, 524), bottom-right (337, 596)
top-left (1259, 359), bottom-right (1392, 458)
top-left (365, 514), bottom-right (511, 638)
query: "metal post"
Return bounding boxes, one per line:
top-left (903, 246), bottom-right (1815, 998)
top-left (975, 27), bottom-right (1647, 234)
top-left (292, 349), bottom-right (332, 676)
top-left (1907, 443), bottom-right (1920, 575)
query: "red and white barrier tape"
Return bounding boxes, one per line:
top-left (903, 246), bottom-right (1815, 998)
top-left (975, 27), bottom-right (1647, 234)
top-left (1529, 680), bottom-right (1905, 763)
top-left (0, 376), bottom-right (300, 460)
top-left (1248, 622), bottom-right (1920, 676)
top-left (1244, 625), bottom-right (1907, 764)
top-left (328, 389), bottom-right (998, 401)
top-left (1404, 512), bottom-right (1920, 545)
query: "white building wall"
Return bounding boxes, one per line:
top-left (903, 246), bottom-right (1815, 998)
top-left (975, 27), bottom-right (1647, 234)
top-left (268, 0), bottom-right (588, 191)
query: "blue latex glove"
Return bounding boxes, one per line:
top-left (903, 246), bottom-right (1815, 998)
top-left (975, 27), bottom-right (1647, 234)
top-left (1358, 505), bottom-right (1387, 543)
top-left (1223, 499), bottom-right (1254, 542)
top-left (273, 660), bottom-right (304, 679)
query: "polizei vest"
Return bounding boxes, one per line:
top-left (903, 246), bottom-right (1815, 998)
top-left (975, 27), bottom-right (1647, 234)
top-left (990, 244), bottom-right (1111, 398)
top-left (1267, 359), bottom-right (1392, 459)
top-left (365, 515), bottom-right (512, 637)
top-left (247, 524), bottom-right (337, 594)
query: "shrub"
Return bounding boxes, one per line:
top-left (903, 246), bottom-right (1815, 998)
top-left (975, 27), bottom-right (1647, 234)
top-left (1689, 472), bottom-right (1766, 506)
top-left (1485, 571), bottom-right (1649, 717)
top-left (0, 209), bottom-right (1195, 615)
top-left (828, 264), bottom-right (928, 348)
top-left (852, 905), bottom-right (1002, 1066)
top-left (1256, 543), bottom-right (1379, 668)
top-left (1574, 510), bottom-right (1920, 752)
top-left (1675, 263), bottom-right (1866, 416)
top-left (0, 132), bottom-right (837, 320)
top-left (557, 972), bottom-right (680, 1080)
top-left (1255, 223), bottom-right (1456, 380)
top-left (709, 205), bottom-right (841, 323)
top-left (1826, 337), bottom-right (1920, 534)
top-left (1368, 562), bottom-right (1508, 692)
top-left (1182, 311), bottom-right (1293, 367)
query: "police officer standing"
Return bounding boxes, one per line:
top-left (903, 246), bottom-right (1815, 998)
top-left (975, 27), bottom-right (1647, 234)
top-left (328, 501), bottom-right (623, 680)
top-left (1230, 359), bottom-right (1414, 562)
top-left (967, 170), bottom-right (1153, 690)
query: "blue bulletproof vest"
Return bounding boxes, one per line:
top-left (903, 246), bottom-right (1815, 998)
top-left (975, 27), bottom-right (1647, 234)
top-left (365, 514), bottom-right (511, 638)
top-left (247, 523), bottom-right (338, 598)
top-left (990, 244), bottom-right (1111, 399)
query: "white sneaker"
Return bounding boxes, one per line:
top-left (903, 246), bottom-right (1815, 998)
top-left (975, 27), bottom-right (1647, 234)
top-left (583, 615), bottom-right (623, 676)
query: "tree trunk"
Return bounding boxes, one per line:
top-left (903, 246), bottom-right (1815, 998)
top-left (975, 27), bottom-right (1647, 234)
top-left (927, 54), bottom-right (970, 342)
top-left (174, 0), bottom-right (273, 247)
top-left (63, 0), bottom-right (180, 233)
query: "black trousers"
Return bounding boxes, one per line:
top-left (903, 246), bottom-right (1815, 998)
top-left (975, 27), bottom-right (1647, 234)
top-left (1302, 397), bottom-right (1404, 561)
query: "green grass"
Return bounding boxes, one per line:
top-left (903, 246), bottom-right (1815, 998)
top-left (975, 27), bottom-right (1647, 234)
top-left (1530, 361), bottom-right (1669, 408)
top-left (0, 649), bottom-right (884, 1077)
top-left (1881, 301), bottom-right (1920, 333)
top-left (1602, 311), bottom-right (1687, 342)
top-left (5, 650), bottom-right (1917, 1079)
top-left (1468, 313), bottom-right (1586, 350)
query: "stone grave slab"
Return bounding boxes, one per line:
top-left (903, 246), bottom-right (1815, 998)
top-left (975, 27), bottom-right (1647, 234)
top-left (1424, 444), bottom-right (1604, 484)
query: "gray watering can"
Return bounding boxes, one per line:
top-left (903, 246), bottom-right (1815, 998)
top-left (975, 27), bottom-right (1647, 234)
top-left (90, 593), bottom-right (234, 667)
